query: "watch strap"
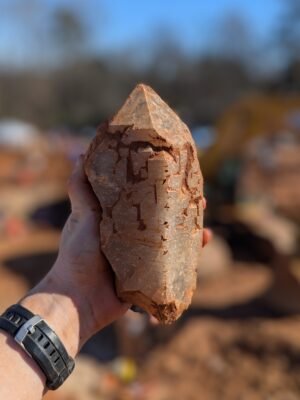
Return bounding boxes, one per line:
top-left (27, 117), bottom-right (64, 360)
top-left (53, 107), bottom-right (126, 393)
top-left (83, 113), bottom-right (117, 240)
top-left (0, 304), bottom-right (75, 390)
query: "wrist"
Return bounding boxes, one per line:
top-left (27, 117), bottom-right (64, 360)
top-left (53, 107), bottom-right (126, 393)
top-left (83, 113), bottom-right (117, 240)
top-left (20, 271), bottom-right (92, 358)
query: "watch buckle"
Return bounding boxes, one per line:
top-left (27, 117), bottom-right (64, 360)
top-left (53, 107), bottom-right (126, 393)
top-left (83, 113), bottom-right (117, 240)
top-left (14, 315), bottom-right (43, 357)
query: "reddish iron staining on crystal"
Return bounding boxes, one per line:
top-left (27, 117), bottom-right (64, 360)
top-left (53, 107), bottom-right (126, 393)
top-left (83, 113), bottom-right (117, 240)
top-left (84, 84), bottom-right (203, 323)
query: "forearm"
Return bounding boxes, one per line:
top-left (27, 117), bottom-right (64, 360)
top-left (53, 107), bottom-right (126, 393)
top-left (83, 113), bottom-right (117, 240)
top-left (0, 268), bottom-right (89, 400)
top-left (0, 331), bottom-right (46, 399)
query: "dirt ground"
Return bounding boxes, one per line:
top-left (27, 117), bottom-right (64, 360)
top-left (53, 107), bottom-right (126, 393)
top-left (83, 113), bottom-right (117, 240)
top-left (140, 317), bottom-right (300, 400)
top-left (136, 264), bottom-right (300, 400)
top-left (41, 262), bottom-right (300, 400)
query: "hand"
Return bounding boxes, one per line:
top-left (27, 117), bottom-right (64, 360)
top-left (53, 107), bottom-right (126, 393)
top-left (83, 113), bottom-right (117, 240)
top-left (22, 156), bottom-right (129, 357)
top-left (23, 156), bottom-right (212, 354)
top-left (52, 156), bottom-right (212, 333)
top-left (51, 156), bottom-right (130, 336)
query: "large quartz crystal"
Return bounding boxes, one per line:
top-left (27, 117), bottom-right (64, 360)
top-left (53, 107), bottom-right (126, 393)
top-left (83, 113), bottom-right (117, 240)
top-left (84, 84), bottom-right (204, 323)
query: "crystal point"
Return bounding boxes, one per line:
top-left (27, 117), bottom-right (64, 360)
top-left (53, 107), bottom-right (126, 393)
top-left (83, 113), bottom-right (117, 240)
top-left (85, 84), bottom-right (204, 323)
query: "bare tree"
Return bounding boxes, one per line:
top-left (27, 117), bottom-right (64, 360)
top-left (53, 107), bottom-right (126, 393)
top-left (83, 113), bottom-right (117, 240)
top-left (276, 0), bottom-right (300, 63)
top-left (49, 6), bottom-right (89, 65)
top-left (207, 12), bottom-right (256, 67)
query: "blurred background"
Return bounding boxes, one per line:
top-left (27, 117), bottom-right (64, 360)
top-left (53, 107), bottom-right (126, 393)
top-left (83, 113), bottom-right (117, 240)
top-left (0, 0), bottom-right (300, 399)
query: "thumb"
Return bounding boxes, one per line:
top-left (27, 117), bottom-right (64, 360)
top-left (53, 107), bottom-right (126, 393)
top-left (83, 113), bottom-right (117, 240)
top-left (67, 156), bottom-right (100, 214)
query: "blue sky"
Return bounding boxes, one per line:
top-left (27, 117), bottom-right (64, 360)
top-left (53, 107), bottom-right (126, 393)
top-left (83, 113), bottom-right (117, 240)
top-left (0, 0), bottom-right (284, 66)
top-left (97, 0), bottom-right (283, 53)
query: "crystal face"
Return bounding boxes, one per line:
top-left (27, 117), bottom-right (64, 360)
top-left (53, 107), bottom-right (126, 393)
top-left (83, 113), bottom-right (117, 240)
top-left (85, 84), bottom-right (203, 323)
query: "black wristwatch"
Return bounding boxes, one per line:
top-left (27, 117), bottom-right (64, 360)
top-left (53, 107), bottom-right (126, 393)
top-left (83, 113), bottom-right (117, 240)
top-left (0, 304), bottom-right (75, 390)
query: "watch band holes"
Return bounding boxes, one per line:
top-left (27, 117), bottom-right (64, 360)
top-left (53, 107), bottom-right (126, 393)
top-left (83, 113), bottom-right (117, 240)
top-left (1, 305), bottom-right (75, 389)
top-left (7, 312), bottom-right (14, 321)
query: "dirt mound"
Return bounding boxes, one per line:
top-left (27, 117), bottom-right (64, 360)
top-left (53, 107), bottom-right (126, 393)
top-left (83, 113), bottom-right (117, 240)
top-left (141, 317), bottom-right (300, 400)
top-left (0, 265), bottom-right (28, 312)
top-left (197, 235), bottom-right (232, 280)
top-left (193, 262), bottom-right (271, 309)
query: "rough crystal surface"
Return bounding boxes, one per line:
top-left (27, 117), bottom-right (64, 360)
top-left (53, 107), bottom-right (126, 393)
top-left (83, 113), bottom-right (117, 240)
top-left (84, 84), bottom-right (203, 323)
